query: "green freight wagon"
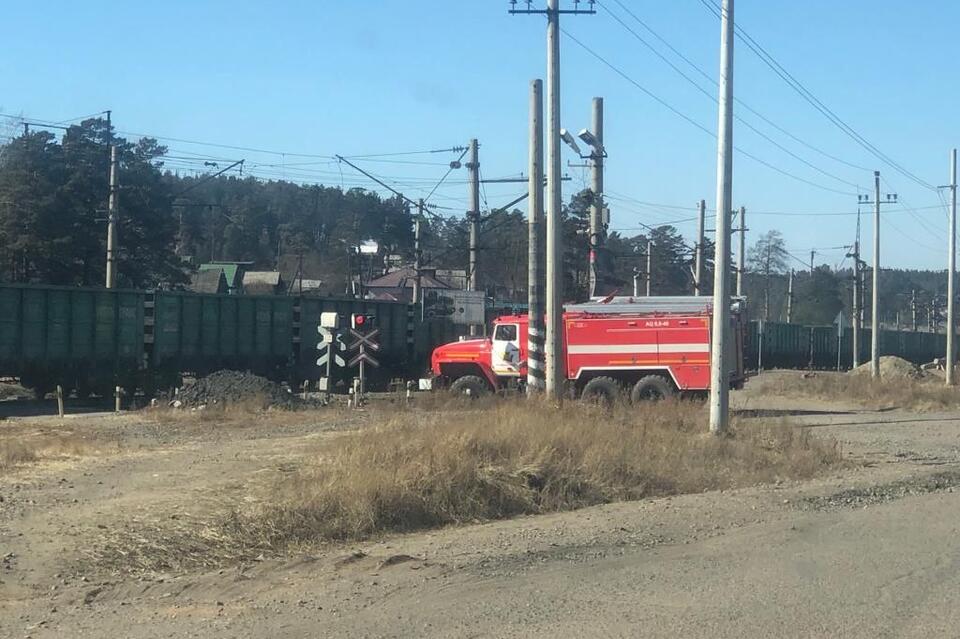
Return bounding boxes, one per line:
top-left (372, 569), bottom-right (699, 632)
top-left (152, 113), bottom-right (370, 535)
top-left (746, 320), bottom-right (948, 371)
top-left (147, 291), bottom-right (294, 385)
top-left (0, 284), bottom-right (145, 397)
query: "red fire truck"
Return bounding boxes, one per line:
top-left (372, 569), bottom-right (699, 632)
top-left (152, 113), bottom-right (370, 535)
top-left (426, 296), bottom-right (746, 401)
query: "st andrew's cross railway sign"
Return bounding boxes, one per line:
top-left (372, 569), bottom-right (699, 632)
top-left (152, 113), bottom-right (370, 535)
top-left (348, 327), bottom-right (380, 368)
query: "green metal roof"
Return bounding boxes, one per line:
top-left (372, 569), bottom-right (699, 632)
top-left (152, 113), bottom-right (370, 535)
top-left (198, 263), bottom-right (242, 288)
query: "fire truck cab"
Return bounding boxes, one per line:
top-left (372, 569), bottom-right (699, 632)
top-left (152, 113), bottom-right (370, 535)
top-left (427, 296), bottom-right (746, 401)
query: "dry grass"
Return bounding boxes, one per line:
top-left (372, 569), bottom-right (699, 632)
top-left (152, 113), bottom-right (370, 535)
top-left (0, 429), bottom-right (101, 472)
top-left (254, 400), bottom-right (837, 542)
top-left (90, 398), bottom-right (839, 573)
top-left (763, 371), bottom-right (960, 412)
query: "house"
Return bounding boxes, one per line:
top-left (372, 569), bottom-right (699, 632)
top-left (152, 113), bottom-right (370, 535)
top-left (363, 266), bottom-right (451, 303)
top-left (198, 261), bottom-right (254, 294)
top-left (242, 271), bottom-right (285, 295)
top-left (189, 269), bottom-right (228, 294)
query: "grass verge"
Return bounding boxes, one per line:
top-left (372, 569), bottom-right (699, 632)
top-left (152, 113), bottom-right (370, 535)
top-left (91, 398), bottom-right (839, 573)
top-left (763, 371), bottom-right (960, 412)
top-left (0, 429), bottom-right (101, 473)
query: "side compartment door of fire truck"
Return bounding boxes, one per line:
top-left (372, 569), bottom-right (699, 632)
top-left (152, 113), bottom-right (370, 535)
top-left (491, 322), bottom-right (522, 376)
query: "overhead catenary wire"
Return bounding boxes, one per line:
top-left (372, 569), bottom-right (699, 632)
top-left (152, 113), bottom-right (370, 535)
top-left (561, 28), bottom-right (857, 196)
top-left (602, 0), bottom-right (871, 173)
top-left (597, 0), bottom-right (865, 191)
top-left (697, 0), bottom-right (937, 192)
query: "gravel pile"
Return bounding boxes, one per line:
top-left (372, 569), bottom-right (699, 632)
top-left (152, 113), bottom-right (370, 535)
top-left (850, 355), bottom-right (924, 381)
top-left (175, 370), bottom-right (302, 409)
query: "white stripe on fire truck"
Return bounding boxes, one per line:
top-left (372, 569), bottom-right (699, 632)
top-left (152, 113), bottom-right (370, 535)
top-left (567, 343), bottom-right (709, 355)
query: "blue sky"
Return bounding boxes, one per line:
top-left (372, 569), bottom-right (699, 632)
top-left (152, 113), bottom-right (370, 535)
top-left (1, 1), bottom-right (957, 269)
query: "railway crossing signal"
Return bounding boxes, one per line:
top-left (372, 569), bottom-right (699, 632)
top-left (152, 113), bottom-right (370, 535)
top-left (317, 321), bottom-right (346, 397)
top-left (316, 327), bottom-right (346, 368)
top-left (348, 326), bottom-right (380, 401)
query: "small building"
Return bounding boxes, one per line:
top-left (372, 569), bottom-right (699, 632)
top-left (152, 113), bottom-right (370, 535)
top-left (242, 271), bottom-right (285, 295)
top-left (288, 277), bottom-right (324, 294)
top-left (198, 261), bottom-right (254, 294)
top-left (363, 266), bottom-right (451, 303)
top-left (189, 269), bottom-right (228, 295)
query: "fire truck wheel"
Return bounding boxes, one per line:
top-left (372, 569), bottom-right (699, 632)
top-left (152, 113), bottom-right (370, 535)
top-left (630, 375), bottom-right (676, 402)
top-left (580, 376), bottom-right (621, 405)
top-left (449, 375), bottom-right (491, 398)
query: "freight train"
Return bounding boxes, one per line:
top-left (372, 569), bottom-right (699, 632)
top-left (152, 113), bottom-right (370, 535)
top-left (0, 283), bottom-right (446, 398)
top-left (744, 320), bottom-right (947, 371)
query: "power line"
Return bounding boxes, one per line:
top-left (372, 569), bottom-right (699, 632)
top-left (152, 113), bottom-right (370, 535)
top-left (697, 0), bottom-right (936, 192)
top-left (561, 28), bottom-right (857, 196)
top-left (597, 0), bottom-right (864, 191)
top-left (603, 0), bottom-right (870, 173)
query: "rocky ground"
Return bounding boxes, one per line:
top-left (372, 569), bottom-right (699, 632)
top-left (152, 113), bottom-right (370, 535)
top-left (3, 371), bottom-right (960, 638)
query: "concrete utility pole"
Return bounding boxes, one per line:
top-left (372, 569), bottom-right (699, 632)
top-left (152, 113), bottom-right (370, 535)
top-left (413, 200), bottom-right (423, 307)
top-left (946, 149), bottom-right (957, 385)
top-left (544, 2), bottom-right (563, 398)
top-left (709, 0), bottom-right (734, 435)
top-left (695, 199), bottom-right (706, 296)
top-left (466, 138), bottom-right (480, 336)
top-left (633, 268), bottom-right (641, 297)
top-left (849, 241), bottom-right (861, 367)
top-left (467, 138), bottom-right (480, 292)
top-left (786, 269), bottom-right (794, 323)
top-left (511, 0), bottom-right (594, 400)
top-left (527, 79), bottom-right (546, 396)
top-left (105, 145), bottom-right (119, 288)
top-left (857, 172), bottom-right (895, 378)
top-left (646, 241), bottom-right (653, 296)
top-left (588, 97), bottom-right (604, 298)
top-left (809, 249), bottom-right (815, 275)
top-left (911, 289), bottom-right (918, 332)
top-left (871, 171), bottom-right (881, 378)
top-left (736, 206), bottom-right (745, 296)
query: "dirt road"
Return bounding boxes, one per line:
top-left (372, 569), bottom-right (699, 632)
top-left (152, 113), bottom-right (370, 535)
top-left (3, 378), bottom-right (960, 637)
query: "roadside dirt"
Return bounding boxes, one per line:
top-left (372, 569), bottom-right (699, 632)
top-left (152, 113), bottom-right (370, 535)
top-left (3, 372), bottom-right (960, 638)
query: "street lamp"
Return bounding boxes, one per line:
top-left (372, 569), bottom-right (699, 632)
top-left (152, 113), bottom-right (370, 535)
top-left (577, 128), bottom-right (603, 156)
top-left (559, 128), bottom-right (582, 156)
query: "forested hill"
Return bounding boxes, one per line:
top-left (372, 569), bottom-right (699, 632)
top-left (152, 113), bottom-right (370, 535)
top-left (0, 118), bottom-right (949, 322)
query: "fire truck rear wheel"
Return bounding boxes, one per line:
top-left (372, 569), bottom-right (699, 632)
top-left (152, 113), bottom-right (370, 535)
top-left (580, 376), bottom-right (621, 405)
top-left (449, 375), bottom-right (491, 398)
top-left (630, 375), bottom-right (675, 402)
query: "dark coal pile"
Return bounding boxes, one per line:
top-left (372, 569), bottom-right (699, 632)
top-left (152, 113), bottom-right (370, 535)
top-left (174, 370), bottom-right (303, 409)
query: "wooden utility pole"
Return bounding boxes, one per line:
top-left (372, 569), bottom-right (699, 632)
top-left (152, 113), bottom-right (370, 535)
top-left (105, 145), bottom-right (119, 288)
